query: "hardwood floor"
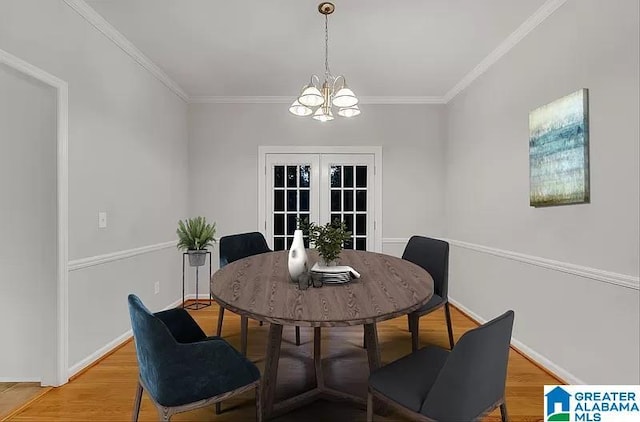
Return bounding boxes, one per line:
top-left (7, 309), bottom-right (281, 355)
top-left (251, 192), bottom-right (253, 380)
top-left (7, 303), bottom-right (556, 421)
top-left (0, 383), bottom-right (49, 421)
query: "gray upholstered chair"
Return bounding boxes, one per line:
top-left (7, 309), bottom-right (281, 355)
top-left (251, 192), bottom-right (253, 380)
top-left (217, 232), bottom-right (301, 353)
top-left (404, 236), bottom-right (454, 351)
top-left (127, 294), bottom-right (261, 421)
top-left (367, 310), bottom-right (515, 422)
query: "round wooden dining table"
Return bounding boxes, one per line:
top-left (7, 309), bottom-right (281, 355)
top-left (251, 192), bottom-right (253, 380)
top-left (210, 249), bottom-right (434, 419)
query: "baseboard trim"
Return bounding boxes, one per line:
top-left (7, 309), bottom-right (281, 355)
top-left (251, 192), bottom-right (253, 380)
top-left (67, 296), bottom-right (187, 379)
top-left (449, 297), bottom-right (584, 385)
top-left (68, 241), bottom-right (175, 271)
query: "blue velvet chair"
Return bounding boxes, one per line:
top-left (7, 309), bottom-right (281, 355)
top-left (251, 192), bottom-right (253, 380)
top-left (367, 310), bottom-right (515, 422)
top-left (128, 294), bottom-right (261, 421)
top-left (216, 232), bottom-right (301, 353)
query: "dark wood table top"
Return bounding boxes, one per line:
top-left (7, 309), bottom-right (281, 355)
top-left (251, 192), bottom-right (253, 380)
top-left (210, 249), bottom-right (434, 327)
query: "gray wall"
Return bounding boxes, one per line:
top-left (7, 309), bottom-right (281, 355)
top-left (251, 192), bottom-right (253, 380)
top-left (0, 0), bottom-right (189, 377)
top-left (0, 64), bottom-right (57, 381)
top-left (445, 0), bottom-right (639, 383)
top-left (187, 103), bottom-right (447, 292)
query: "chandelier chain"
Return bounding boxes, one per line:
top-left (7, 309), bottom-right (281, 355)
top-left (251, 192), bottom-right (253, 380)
top-left (324, 14), bottom-right (332, 80)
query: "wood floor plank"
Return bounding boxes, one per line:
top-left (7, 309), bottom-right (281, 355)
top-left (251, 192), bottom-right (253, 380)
top-left (0, 383), bottom-right (48, 420)
top-left (7, 303), bottom-right (557, 421)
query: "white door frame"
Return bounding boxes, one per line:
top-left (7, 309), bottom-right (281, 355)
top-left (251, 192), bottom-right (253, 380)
top-left (0, 48), bottom-right (69, 386)
top-left (258, 146), bottom-right (383, 252)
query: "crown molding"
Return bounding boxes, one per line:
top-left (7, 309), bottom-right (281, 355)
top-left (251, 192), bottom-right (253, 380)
top-left (189, 96), bottom-right (445, 105)
top-left (189, 96), bottom-right (292, 104)
top-left (443, 0), bottom-right (569, 103)
top-left (62, 0), bottom-right (189, 102)
top-left (64, 0), bottom-right (567, 105)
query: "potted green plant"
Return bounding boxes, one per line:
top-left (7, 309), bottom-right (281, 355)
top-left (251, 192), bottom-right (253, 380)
top-left (176, 216), bottom-right (217, 267)
top-left (304, 218), bottom-right (352, 266)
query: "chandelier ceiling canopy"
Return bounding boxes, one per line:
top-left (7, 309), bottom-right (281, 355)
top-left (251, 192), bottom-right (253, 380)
top-left (289, 2), bottom-right (360, 122)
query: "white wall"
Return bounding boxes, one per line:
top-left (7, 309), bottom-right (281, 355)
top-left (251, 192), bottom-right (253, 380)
top-left (445, 0), bottom-right (639, 383)
top-left (0, 63), bottom-right (57, 382)
top-left (0, 0), bottom-right (189, 378)
top-left (188, 103), bottom-right (447, 292)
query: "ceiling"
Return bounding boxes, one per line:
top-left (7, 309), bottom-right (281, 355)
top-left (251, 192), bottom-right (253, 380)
top-left (85, 0), bottom-right (548, 98)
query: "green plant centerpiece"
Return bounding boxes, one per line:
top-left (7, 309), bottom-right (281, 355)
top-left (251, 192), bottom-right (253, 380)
top-left (302, 218), bottom-right (352, 266)
top-left (176, 216), bottom-right (217, 267)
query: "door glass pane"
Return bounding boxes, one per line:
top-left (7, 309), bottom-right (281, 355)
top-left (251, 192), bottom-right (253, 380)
top-left (274, 237), bottom-right (285, 251)
top-left (274, 166), bottom-right (285, 188)
top-left (331, 166), bottom-right (342, 188)
top-left (356, 238), bottom-right (366, 250)
top-left (287, 166), bottom-right (297, 187)
top-left (270, 162), bottom-right (314, 250)
top-left (356, 166), bottom-right (367, 188)
top-left (287, 190), bottom-right (297, 211)
top-left (344, 214), bottom-right (353, 232)
top-left (300, 190), bottom-right (309, 211)
top-left (343, 190), bottom-right (353, 211)
top-left (344, 238), bottom-right (354, 249)
top-left (274, 190), bottom-right (284, 212)
top-left (331, 213), bottom-right (341, 225)
top-left (274, 214), bottom-right (284, 235)
top-left (287, 237), bottom-right (294, 249)
top-left (331, 190), bottom-right (341, 211)
top-left (356, 214), bottom-right (366, 235)
top-left (300, 165), bottom-right (310, 188)
top-left (287, 214), bottom-right (297, 235)
top-left (343, 166), bottom-right (354, 188)
top-left (356, 190), bottom-right (367, 211)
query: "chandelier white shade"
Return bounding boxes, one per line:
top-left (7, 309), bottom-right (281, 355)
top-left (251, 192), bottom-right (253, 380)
top-left (289, 2), bottom-right (360, 121)
top-left (289, 100), bottom-right (313, 117)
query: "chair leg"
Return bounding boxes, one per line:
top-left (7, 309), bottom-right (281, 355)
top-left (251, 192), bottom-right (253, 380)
top-left (444, 302), bottom-right (455, 349)
top-left (132, 381), bottom-right (143, 422)
top-left (367, 391), bottom-right (374, 422)
top-left (409, 313), bottom-right (420, 352)
top-left (158, 407), bottom-right (171, 421)
top-left (241, 316), bottom-right (249, 355)
top-left (255, 384), bottom-right (263, 422)
top-left (216, 307), bottom-right (225, 337)
top-left (295, 326), bottom-right (301, 346)
top-left (259, 321), bottom-right (264, 326)
top-left (215, 402), bottom-right (221, 415)
top-left (500, 402), bottom-right (509, 422)
top-left (363, 330), bottom-right (367, 349)
top-left (407, 314), bottom-right (412, 332)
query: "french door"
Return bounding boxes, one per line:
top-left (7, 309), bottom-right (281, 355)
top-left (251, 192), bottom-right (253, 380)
top-left (261, 149), bottom-right (380, 252)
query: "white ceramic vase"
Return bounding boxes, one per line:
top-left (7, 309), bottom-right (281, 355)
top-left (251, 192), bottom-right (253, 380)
top-left (288, 229), bottom-right (308, 282)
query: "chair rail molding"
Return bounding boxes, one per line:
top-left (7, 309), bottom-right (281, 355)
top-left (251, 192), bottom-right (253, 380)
top-left (68, 241), bottom-right (175, 271)
top-left (0, 48), bottom-right (69, 387)
top-left (449, 239), bottom-right (639, 291)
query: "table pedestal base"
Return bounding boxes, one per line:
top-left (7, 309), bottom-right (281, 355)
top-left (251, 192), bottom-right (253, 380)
top-left (262, 324), bottom-right (381, 420)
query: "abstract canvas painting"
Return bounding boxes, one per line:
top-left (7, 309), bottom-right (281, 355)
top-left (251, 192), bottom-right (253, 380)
top-left (529, 89), bottom-right (590, 207)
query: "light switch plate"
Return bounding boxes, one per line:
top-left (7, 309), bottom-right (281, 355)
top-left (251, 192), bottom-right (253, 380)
top-left (98, 212), bottom-right (107, 228)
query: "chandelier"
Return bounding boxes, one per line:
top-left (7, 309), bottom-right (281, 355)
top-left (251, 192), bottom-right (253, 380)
top-left (289, 2), bottom-right (360, 121)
